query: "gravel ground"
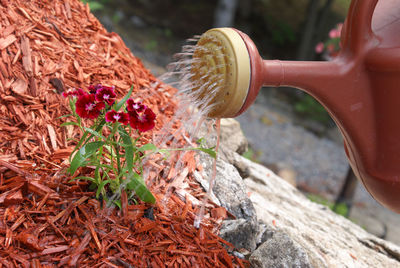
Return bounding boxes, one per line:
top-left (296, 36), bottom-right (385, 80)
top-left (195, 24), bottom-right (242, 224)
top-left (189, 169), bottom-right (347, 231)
top-left (237, 100), bottom-right (349, 199)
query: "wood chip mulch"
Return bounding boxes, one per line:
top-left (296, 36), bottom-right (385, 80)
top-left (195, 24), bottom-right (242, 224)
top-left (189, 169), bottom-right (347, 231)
top-left (0, 0), bottom-right (247, 266)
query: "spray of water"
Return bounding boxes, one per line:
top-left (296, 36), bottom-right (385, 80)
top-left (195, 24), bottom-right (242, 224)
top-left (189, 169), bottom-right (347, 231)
top-left (155, 35), bottom-right (228, 227)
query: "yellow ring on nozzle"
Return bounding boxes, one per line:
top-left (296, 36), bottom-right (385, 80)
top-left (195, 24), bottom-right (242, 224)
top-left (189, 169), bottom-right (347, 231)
top-left (191, 28), bottom-right (251, 118)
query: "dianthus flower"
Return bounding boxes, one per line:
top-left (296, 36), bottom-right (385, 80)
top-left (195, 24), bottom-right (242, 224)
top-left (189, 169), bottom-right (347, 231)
top-left (62, 88), bottom-right (85, 98)
top-left (76, 93), bottom-right (105, 119)
top-left (126, 98), bottom-right (145, 113)
top-left (129, 107), bottom-right (156, 132)
top-left (88, 84), bottom-right (103, 94)
top-left (105, 110), bottom-right (129, 125)
top-left (95, 85), bottom-right (116, 106)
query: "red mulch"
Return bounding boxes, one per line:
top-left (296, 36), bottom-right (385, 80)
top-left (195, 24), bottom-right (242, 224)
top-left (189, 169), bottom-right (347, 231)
top-left (0, 0), bottom-right (247, 266)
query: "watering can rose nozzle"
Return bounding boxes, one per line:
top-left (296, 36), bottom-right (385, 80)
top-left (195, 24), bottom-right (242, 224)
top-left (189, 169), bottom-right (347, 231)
top-left (191, 0), bottom-right (400, 213)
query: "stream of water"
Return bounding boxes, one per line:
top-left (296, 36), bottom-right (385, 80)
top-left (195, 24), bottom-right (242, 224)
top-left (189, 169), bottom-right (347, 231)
top-left (153, 35), bottom-right (226, 227)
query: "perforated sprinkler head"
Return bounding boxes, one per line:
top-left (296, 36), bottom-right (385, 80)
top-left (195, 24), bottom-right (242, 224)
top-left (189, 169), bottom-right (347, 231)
top-left (191, 28), bottom-right (253, 118)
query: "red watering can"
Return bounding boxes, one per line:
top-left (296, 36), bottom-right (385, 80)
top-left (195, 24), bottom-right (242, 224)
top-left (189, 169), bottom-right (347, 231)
top-left (192, 0), bottom-right (400, 212)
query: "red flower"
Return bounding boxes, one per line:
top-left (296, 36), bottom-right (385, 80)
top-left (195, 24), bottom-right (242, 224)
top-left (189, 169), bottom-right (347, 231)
top-left (126, 98), bottom-right (145, 113)
top-left (105, 110), bottom-right (129, 125)
top-left (129, 107), bottom-right (156, 132)
top-left (95, 85), bottom-right (116, 106)
top-left (62, 88), bottom-right (85, 98)
top-left (88, 84), bottom-right (104, 94)
top-left (76, 94), bottom-right (105, 119)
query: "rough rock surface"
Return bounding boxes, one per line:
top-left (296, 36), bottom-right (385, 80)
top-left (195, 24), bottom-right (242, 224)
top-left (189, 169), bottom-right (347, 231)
top-left (250, 229), bottom-right (312, 268)
top-left (210, 119), bottom-right (400, 268)
top-left (195, 151), bottom-right (256, 221)
top-left (219, 219), bottom-right (258, 252)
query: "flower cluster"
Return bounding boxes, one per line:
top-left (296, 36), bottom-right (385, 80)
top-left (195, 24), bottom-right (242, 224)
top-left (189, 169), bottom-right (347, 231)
top-left (62, 83), bottom-right (216, 206)
top-left (63, 84), bottom-right (156, 132)
top-left (315, 23), bottom-right (343, 59)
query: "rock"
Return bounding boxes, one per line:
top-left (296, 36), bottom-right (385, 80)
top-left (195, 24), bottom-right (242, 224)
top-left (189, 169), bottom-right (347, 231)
top-left (231, 151), bottom-right (400, 267)
top-left (219, 219), bottom-right (258, 252)
top-left (250, 229), bottom-right (312, 268)
top-left (195, 152), bottom-right (256, 221)
top-left (204, 118), bottom-right (400, 267)
top-left (212, 159), bottom-right (256, 221)
top-left (218, 118), bottom-right (248, 154)
top-left (276, 163), bottom-right (297, 187)
top-left (349, 208), bottom-right (387, 239)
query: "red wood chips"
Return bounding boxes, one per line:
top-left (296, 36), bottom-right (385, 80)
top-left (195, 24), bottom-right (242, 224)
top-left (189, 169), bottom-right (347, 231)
top-left (0, 0), bottom-right (247, 266)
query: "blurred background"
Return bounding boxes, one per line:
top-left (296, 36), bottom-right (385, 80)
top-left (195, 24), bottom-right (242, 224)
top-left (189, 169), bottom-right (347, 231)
top-left (82, 0), bottom-right (400, 245)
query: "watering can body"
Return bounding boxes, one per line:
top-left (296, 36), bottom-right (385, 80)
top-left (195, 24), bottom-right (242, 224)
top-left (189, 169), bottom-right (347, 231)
top-left (237, 0), bottom-right (400, 212)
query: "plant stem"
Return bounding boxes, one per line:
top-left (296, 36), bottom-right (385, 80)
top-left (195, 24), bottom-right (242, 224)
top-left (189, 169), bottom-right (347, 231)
top-left (110, 123), bottom-right (122, 182)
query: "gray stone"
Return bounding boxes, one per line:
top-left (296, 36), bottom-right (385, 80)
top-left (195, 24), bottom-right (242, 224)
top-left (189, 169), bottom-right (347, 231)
top-left (199, 118), bottom-right (400, 267)
top-left (219, 219), bottom-right (258, 252)
top-left (230, 151), bottom-right (400, 267)
top-left (212, 159), bottom-right (256, 221)
top-left (250, 229), bottom-right (312, 268)
top-left (219, 118), bottom-right (248, 154)
top-left (195, 152), bottom-right (256, 221)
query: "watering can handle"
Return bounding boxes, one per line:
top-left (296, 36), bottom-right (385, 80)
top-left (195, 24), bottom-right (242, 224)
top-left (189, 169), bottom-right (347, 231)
top-left (343, 0), bottom-right (378, 55)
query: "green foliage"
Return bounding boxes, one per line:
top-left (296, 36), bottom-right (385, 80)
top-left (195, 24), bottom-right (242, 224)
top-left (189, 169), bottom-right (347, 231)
top-left (294, 94), bottom-right (331, 124)
top-left (144, 40), bottom-right (158, 51)
top-left (269, 19), bottom-right (296, 46)
top-left (241, 148), bottom-right (261, 163)
top-left (306, 193), bottom-right (349, 217)
top-left (81, 0), bottom-right (108, 11)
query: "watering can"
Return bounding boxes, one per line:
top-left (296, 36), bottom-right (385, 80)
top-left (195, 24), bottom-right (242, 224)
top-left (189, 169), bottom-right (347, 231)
top-left (192, 0), bottom-right (400, 212)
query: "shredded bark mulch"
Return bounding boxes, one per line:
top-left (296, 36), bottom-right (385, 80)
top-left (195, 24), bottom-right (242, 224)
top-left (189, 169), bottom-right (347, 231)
top-left (0, 0), bottom-right (247, 266)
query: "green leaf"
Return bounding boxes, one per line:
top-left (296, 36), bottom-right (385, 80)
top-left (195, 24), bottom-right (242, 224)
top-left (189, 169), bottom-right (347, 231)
top-left (126, 172), bottom-right (155, 204)
top-left (197, 147), bottom-right (216, 159)
top-left (138, 143), bottom-right (157, 152)
top-left (98, 163), bottom-right (116, 171)
top-left (60, 121), bottom-right (80, 127)
top-left (57, 114), bottom-right (73, 119)
top-left (70, 118), bottom-right (106, 162)
top-left (68, 176), bottom-right (96, 183)
top-left (119, 126), bottom-right (134, 171)
top-left (196, 138), bottom-right (205, 145)
top-left (83, 127), bottom-right (107, 140)
top-left (88, 1), bottom-right (104, 11)
top-left (115, 85), bottom-right (133, 111)
top-left (68, 141), bottom-right (105, 175)
top-left (96, 179), bottom-right (111, 199)
top-left (69, 98), bottom-right (76, 115)
top-left (113, 199), bottom-right (122, 209)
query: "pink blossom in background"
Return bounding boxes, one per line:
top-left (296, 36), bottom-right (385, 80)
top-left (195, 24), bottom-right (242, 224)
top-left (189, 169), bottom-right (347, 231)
top-left (315, 42), bottom-right (324, 54)
top-left (329, 28), bottom-right (340, 39)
